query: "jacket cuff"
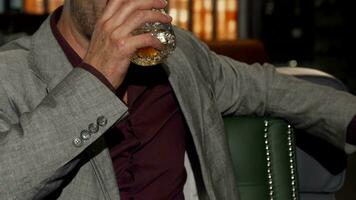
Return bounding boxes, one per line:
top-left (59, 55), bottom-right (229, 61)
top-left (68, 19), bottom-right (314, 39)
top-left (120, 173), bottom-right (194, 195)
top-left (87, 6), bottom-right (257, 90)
top-left (77, 62), bottom-right (116, 92)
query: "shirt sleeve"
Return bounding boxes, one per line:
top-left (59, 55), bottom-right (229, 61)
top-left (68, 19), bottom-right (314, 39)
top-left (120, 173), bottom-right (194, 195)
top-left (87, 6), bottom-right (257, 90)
top-left (77, 62), bottom-right (116, 92)
top-left (347, 116), bottom-right (356, 145)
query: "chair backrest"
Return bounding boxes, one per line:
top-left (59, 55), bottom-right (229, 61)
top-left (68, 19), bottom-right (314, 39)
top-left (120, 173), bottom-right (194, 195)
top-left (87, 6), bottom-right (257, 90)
top-left (224, 116), bottom-right (299, 200)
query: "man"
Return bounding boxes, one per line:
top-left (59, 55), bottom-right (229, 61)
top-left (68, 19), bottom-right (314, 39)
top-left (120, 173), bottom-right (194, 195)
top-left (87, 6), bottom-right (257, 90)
top-left (0, 0), bottom-right (355, 199)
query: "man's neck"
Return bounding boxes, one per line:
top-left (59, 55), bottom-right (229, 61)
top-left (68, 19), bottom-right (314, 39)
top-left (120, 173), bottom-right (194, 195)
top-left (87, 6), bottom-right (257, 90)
top-left (57, 8), bottom-right (89, 59)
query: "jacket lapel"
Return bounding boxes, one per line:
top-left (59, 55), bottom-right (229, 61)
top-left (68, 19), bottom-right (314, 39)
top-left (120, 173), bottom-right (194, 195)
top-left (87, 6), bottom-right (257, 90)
top-left (163, 50), bottom-right (205, 150)
top-left (163, 49), bottom-right (218, 199)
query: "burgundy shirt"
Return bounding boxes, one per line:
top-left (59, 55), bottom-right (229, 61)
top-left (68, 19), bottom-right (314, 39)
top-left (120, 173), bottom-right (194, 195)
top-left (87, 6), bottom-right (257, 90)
top-left (51, 8), bottom-right (187, 200)
top-left (105, 67), bottom-right (188, 199)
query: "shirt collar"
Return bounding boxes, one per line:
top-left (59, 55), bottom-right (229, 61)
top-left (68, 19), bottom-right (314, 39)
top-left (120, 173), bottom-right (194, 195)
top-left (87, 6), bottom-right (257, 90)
top-left (50, 6), bottom-right (82, 67)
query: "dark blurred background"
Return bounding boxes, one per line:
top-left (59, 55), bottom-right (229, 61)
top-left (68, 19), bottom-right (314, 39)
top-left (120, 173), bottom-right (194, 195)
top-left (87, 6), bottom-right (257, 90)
top-left (245, 0), bottom-right (356, 94)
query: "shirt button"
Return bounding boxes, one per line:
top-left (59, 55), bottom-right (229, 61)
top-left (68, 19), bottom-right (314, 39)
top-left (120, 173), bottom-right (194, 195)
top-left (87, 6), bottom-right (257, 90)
top-left (97, 116), bottom-right (108, 127)
top-left (88, 123), bottom-right (99, 134)
top-left (80, 130), bottom-right (91, 140)
top-left (73, 137), bottom-right (83, 147)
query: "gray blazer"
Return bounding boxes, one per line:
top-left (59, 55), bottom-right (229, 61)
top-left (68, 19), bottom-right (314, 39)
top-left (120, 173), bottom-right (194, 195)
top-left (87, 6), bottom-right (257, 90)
top-left (1, 17), bottom-right (356, 200)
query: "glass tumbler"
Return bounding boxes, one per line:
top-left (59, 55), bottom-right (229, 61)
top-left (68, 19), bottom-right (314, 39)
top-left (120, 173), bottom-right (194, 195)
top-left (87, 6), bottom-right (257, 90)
top-left (130, 9), bottom-right (176, 66)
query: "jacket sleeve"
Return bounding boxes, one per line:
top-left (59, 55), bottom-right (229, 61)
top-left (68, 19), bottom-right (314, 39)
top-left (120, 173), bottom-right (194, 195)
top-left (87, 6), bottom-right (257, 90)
top-left (0, 67), bottom-right (127, 199)
top-left (176, 30), bottom-right (356, 153)
top-left (206, 50), bottom-right (356, 153)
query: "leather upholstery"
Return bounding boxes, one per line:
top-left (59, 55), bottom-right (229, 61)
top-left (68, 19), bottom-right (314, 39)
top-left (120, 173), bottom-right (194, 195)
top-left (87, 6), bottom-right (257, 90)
top-left (224, 116), bottom-right (299, 200)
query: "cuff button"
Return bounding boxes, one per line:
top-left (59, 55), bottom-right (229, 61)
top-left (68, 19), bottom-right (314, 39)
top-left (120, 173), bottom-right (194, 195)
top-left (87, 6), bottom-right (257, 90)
top-left (80, 130), bottom-right (91, 140)
top-left (97, 116), bottom-right (108, 127)
top-left (89, 123), bottom-right (99, 134)
top-left (73, 137), bottom-right (83, 147)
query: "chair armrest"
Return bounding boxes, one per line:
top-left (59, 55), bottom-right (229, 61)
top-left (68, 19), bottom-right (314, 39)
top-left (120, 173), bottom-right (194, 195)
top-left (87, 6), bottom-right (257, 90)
top-left (276, 66), bottom-right (348, 197)
top-left (224, 116), bottom-right (299, 200)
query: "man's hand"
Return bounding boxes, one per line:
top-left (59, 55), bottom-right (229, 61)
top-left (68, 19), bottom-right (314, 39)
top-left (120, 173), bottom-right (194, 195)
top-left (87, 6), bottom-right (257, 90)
top-left (83, 0), bottom-right (172, 89)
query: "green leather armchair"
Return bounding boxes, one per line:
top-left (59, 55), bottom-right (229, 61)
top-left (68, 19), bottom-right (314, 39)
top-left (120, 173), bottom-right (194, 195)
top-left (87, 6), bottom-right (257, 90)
top-left (224, 116), bottom-right (299, 200)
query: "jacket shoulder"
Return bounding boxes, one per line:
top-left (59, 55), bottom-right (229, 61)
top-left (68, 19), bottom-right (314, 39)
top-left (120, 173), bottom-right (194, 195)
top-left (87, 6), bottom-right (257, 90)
top-left (172, 27), bottom-right (218, 85)
top-left (0, 36), bottom-right (34, 100)
top-left (0, 36), bottom-right (32, 76)
top-left (173, 27), bottom-right (210, 56)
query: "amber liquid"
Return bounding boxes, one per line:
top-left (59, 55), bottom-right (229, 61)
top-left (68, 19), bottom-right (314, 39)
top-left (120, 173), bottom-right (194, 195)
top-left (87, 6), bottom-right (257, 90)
top-left (130, 27), bottom-right (176, 66)
top-left (134, 47), bottom-right (161, 66)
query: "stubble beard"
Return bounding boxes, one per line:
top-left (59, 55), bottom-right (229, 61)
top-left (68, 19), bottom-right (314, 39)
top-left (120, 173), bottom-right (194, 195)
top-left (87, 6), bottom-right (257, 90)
top-left (69, 0), bottom-right (100, 40)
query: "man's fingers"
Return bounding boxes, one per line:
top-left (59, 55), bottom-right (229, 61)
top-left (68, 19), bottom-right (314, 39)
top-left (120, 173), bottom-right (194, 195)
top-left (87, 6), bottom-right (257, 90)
top-left (117, 33), bottom-right (163, 57)
top-left (133, 33), bottom-right (164, 50)
top-left (100, 0), bottom-right (126, 22)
